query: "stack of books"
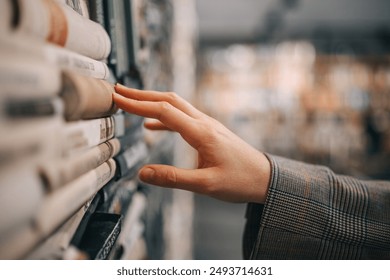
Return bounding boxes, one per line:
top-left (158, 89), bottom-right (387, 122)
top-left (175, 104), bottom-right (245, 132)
top-left (0, 0), bottom-right (149, 260)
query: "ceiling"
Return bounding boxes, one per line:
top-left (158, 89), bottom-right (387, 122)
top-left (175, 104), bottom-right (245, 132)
top-left (195, 0), bottom-right (390, 53)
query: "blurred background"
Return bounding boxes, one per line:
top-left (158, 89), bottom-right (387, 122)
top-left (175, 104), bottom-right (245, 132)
top-left (189, 0), bottom-right (390, 259)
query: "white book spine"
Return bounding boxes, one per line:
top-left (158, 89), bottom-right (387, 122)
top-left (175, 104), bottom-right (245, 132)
top-left (114, 192), bottom-right (147, 260)
top-left (16, 0), bottom-right (111, 60)
top-left (0, 53), bottom-right (61, 100)
top-left (0, 0), bottom-right (11, 35)
top-left (61, 116), bottom-right (115, 156)
top-left (0, 223), bottom-right (38, 260)
top-left (122, 141), bottom-right (149, 169)
top-left (41, 138), bottom-right (120, 190)
top-left (113, 113), bottom-right (125, 137)
top-left (44, 43), bottom-right (110, 79)
top-left (61, 71), bottom-right (117, 121)
top-left (34, 159), bottom-right (116, 237)
top-left (0, 166), bottom-right (45, 238)
top-left (0, 117), bottom-right (63, 169)
top-left (0, 35), bottom-right (110, 80)
top-left (25, 196), bottom-right (95, 260)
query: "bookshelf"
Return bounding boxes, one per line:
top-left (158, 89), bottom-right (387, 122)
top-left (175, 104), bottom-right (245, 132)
top-left (0, 0), bottom-right (184, 260)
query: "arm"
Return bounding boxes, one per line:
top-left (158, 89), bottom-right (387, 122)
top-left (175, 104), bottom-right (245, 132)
top-left (244, 155), bottom-right (390, 259)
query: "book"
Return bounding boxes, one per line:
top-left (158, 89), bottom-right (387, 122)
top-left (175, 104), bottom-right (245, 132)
top-left (117, 113), bottom-right (145, 152)
top-left (71, 212), bottom-right (122, 259)
top-left (88, 0), bottom-right (105, 27)
top-left (114, 140), bottom-right (149, 179)
top-left (69, 194), bottom-right (102, 247)
top-left (0, 117), bottom-right (62, 168)
top-left (3, 97), bottom-right (63, 119)
top-left (0, 222), bottom-right (38, 259)
top-left (104, 179), bottom-right (137, 216)
top-left (40, 138), bottom-right (120, 190)
top-left (63, 0), bottom-right (90, 18)
top-left (11, 0), bottom-right (111, 61)
top-left (25, 194), bottom-right (100, 260)
top-left (0, 165), bottom-right (45, 239)
top-left (0, 0), bottom-right (12, 35)
top-left (0, 52), bottom-right (62, 100)
top-left (61, 116), bottom-right (115, 156)
top-left (105, 0), bottom-right (130, 78)
top-left (34, 159), bottom-right (117, 239)
top-left (0, 35), bottom-right (110, 80)
top-left (108, 192), bottom-right (147, 260)
top-left (61, 71), bottom-right (118, 121)
top-left (0, 193), bottom-right (101, 260)
top-left (113, 112), bottom-right (125, 137)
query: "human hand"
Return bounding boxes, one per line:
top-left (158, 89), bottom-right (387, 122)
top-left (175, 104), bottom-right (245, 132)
top-left (113, 84), bottom-right (271, 203)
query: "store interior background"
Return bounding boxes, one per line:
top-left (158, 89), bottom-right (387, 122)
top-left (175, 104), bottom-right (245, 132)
top-left (189, 0), bottom-right (390, 259)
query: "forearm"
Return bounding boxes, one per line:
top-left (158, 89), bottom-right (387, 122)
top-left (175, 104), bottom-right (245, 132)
top-left (245, 155), bottom-right (390, 259)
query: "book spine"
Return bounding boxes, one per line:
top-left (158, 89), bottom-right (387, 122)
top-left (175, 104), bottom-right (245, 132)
top-left (0, 166), bottom-right (45, 238)
top-left (0, 117), bottom-right (63, 168)
top-left (115, 141), bottom-right (148, 178)
top-left (0, 223), bottom-right (38, 259)
top-left (43, 42), bottom-right (110, 79)
top-left (113, 112), bottom-right (125, 137)
top-left (0, 0), bottom-right (12, 35)
top-left (109, 192), bottom-right (146, 260)
top-left (0, 53), bottom-right (62, 100)
top-left (15, 0), bottom-right (111, 60)
top-left (61, 116), bottom-right (115, 156)
top-left (106, 0), bottom-right (129, 77)
top-left (0, 35), bottom-right (110, 80)
top-left (61, 71), bottom-right (117, 121)
top-left (4, 97), bottom-right (63, 119)
top-left (41, 138), bottom-right (120, 190)
top-left (34, 159), bottom-right (116, 237)
top-left (88, 0), bottom-right (106, 27)
top-left (25, 194), bottom-right (100, 260)
top-left (63, 0), bottom-right (90, 18)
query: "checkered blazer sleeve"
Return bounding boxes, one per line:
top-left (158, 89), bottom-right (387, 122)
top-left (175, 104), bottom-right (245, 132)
top-left (243, 154), bottom-right (390, 259)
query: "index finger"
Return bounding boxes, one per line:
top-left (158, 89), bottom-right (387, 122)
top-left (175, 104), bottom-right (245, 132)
top-left (113, 93), bottom-right (202, 148)
top-left (115, 84), bottom-right (205, 119)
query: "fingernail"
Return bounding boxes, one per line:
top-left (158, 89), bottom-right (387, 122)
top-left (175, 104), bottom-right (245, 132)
top-left (140, 167), bottom-right (155, 182)
top-left (112, 92), bottom-right (120, 100)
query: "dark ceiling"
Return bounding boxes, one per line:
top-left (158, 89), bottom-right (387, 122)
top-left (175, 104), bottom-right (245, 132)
top-left (195, 0), bottom-right (390, 53)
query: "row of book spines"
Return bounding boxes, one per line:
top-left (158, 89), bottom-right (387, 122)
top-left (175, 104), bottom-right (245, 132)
top-left (0, 63), bottom-right (117, 121)
top-left (0, 137), bottom-right (147, 240)
top-left (57, 186), bottom-right (147, 260)
top-left (46, 132), bottom-right (147, 190)
top-left (0, 163), bottom-right (148, 260)
top-left (0, 113), bottom-right (145, 174)
top-left (68, 192), bottom-right (147, 260)
top-left (28, 186), bottom-right (147, 260)
top-left (0, 35), bottom-right (110, 80)
top-left (0, 159), bottom-right (116, 260)
top-left (1, 0), bottom-right (111, 61)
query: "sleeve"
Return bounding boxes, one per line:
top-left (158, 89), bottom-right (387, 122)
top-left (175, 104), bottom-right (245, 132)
top-left (243, 154), bottom-right (390, 260)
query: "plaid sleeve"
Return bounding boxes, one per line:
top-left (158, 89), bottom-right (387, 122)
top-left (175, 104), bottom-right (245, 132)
top-left (243, 154), bottom-right (390, 260)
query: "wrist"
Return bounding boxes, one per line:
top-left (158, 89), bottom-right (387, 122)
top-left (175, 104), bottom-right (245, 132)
top-left (255, 152), bottom-right (271, 204)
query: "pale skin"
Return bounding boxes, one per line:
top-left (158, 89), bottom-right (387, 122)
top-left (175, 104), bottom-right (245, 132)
top-left (113, 84), bottom-right (271, 204)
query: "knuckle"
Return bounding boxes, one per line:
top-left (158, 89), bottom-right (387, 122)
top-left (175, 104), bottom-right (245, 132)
top-left (202, 123), bottom-right (219, 142)
top-left (200, 174), bottom-right (218, 195)
top-left (164, 168), bottom-right (177, 187)
top-left (166, 91), bottom-right (178, 103)
top-left (158, 101), bottom-right (172, 118)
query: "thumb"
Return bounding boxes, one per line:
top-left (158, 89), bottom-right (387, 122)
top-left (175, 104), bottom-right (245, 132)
top-left (138, 164), bottom-right (212, 194)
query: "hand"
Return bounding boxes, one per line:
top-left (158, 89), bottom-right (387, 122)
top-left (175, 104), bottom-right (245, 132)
top-left (113, 84), bottom-right (271, 203)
